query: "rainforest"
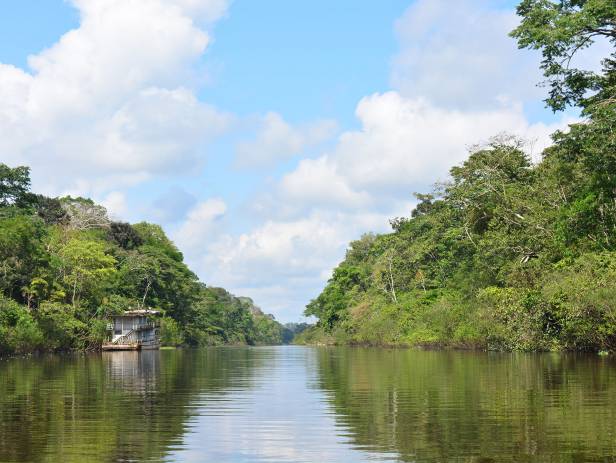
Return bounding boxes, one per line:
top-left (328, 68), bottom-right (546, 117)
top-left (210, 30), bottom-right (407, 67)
top-left (299, 0), bottom-right (616, 352)
top-left (0, 167), bottom-right (287, 355)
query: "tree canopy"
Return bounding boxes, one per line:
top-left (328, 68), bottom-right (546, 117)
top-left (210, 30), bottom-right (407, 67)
top-left (511, 0), bottom-right (616, 112)
top-left (0, 167), bottom-right (284, 354)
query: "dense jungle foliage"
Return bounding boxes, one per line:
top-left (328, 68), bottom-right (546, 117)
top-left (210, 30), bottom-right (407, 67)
top-left (0, 169), bottom-right (285, 354)
top-left (299, 0), bottom-right (616, 351)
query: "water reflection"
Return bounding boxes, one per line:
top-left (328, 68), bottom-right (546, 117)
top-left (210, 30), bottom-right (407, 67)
top-left (167, 347), bottom-right (386, 463)
top-left (0, 349), bottom-right (265, 462)
top-left (1, 347), bottom-right (616, 462)
top-left (314, 348), bottom-right (616, 462)
top-left (105, 350), bottom-right (160, 393)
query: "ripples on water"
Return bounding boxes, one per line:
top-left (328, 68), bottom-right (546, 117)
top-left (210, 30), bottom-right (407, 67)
top-left (1, 347), bottom-right (616, 462)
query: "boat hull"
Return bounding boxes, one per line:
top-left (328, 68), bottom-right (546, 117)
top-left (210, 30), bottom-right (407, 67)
top-left (101, 341), bottom-right (160, 351)
top-left (102, 343), bottom-right (141, 351)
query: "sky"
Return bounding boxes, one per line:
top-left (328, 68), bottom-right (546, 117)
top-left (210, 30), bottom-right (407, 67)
top-left (0, 0), bottom-right (581, 322)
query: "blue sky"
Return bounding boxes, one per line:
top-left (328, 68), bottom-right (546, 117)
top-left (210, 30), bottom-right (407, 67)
top-left (0, 0), bottom-right (577, 322)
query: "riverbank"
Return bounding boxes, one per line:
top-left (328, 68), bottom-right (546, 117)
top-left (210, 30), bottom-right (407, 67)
top-left (293, 324), bottom-right (482, 350)
top-left (293, 305), bottom-right (615, 355)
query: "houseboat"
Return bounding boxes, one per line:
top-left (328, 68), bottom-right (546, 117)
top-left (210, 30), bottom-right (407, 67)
top-left (102, 309), bottom-right (161, 351)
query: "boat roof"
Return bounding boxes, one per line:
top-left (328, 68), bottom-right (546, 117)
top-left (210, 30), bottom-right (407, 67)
top-left (114, 309), bottom-right (160, 317)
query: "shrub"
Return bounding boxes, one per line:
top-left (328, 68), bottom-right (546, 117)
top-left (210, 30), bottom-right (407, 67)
top-left (36, 302), bottom-right (87, 350)
top-left (160, 317), bottom-right (184, 346)
top-left (542, 252), bottom-right (616, 351)
top-left (0, 297), bottom-right (44, 354)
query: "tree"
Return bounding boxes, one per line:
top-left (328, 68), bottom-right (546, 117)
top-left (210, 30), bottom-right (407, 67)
top-left (372, 249), bottom-right (399, 304)
top-left (511, 0), bottom-right (616, 112)
top-left (448, 138), bottom-right (533, 233)
top-left (0, 164), bottom-right (32, 207)
top-left (61, 197), bottom-right (110, 231)
top-left (108, 222), bottom-right (143, 250)
top-left (133, 222), bottom-right (184, 261)
top-left (118, 251), bottom-right (160, 308)
top-left (57, 238), bottom-right (117, 307)
top-left (33, 195), bottom-right (68, 225)
top-left (0, 215), bottom-right (47, 302)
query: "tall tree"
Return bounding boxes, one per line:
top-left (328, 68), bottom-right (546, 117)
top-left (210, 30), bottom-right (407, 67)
top-left (56, 238), bottom-right (117, 308)
top-left (511, 0), bottom-right (616, 112)
top-left (0, 164), bottom-right (31, 208)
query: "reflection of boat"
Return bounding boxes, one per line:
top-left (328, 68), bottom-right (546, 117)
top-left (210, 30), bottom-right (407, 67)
top-left (103, 350), bottom-right (160, 393)
top-left (102, 309), bottom-right (161, 351)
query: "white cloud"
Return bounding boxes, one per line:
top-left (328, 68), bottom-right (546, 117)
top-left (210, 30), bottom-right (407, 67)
top-left (172, 0), bottom-right (230, 22)
top-left (391, 0), bottom-right (542, 109)
top-left (100, 87), bottom-right (229, 173)
top-left (279, 156), bottom-right (372, 211)
top-left (100, 191), bottom-right (128, 220)
top-left (235, 112), bottom-right (336, 168)
top-left (174, 198), bottom-right (227, 253)
top-left (188, 209), bottom-right (400, 321)
top-left (0, 0), bottom-right (231, 198)
top-left (278, 92), bottom-right (571, 209)
top-left (209, 214), bottom-right (348, 285)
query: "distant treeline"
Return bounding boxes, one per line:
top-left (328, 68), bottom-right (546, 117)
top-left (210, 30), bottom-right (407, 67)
top-left (298, 1), bottom-right (616, 351)
top-left (0, 167), bottom-right (285, 354)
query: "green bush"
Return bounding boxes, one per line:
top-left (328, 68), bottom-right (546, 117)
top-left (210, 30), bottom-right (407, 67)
top-left (36, 302), bottom-right (87, 350)
top-left (542, 252), bottom-right (616, 351)
top-left (0, 297), bottom-right (44, 354)
top-left (477, 287), bottom-right (553, 351)
top-left (160, 317), bottom-right (184, 347)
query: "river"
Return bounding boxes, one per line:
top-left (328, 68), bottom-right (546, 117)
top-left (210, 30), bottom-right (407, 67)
top-left (0, 346), bottom-right (615, 462)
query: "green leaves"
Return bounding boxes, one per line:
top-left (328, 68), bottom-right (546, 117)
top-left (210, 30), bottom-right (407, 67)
top-left (0, 214), bottom-right (47, 301)
top-left (511, 0), bottom-right (616, 112)
top-left (0, 164), bottom-right (32, 207)
top-left (57, 237), bottom-right (117, 307)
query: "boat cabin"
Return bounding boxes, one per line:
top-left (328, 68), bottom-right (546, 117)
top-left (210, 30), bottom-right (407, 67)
top-left (103, 309), bottom-right (161, 351)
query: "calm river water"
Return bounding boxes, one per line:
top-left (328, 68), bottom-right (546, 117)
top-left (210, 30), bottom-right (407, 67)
top-left (1, 346), bottom-right (615, 462)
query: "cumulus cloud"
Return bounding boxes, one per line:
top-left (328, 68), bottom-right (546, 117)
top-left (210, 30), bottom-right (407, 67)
top-left (187, 209), bottom-right (403, 321)
top-left (235, 112), bottom-right (336, 168)
top-left (0, 0), bottom-right (231, 198)
top-left (100, 191), bottom-right (128, 220)
top-left (277, 92), bottom-right (571, 212)
top-left (391, 0), bottom-right (542, 109)
top-left (172, 0), bottom-right (230, 22)
top-left (279, 156), bottom-right (373, 211)
top-left (174, 198), bottom-right (227, 253)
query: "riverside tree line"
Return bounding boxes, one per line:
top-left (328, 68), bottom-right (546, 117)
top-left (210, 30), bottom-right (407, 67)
top-left (299, 0), bottom-right (616, 351)
top-left (0, 167), bottom-right (287, 354)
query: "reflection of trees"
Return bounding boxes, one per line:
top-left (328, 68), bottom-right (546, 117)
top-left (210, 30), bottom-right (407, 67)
top-left (314, 348), bottom-right (616, 462)
top-left (0, 348), bottom-right (266, 462)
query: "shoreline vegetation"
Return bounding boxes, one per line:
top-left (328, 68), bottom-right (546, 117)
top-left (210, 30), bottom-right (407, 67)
top-left (0, 168), bottom-right (294, 356)
top-left (299, 1), bottom-right (616, 353)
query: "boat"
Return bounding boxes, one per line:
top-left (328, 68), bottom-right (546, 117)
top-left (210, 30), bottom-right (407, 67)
top-left (102, 309), bottom-right (161, 351)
